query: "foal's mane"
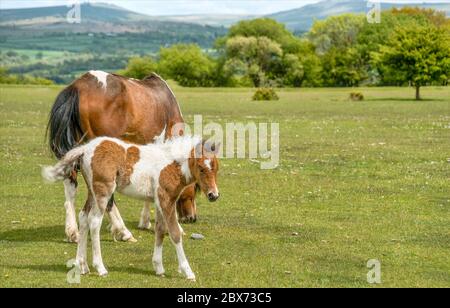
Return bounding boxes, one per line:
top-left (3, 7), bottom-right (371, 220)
top-left (149, 135), bottom-right (202, 163)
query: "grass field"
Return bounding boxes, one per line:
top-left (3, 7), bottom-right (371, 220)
top-left (0, 85), bottom-right (449, 288)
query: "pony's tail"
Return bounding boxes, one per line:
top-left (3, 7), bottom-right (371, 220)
top-left (46, 85), bottom-right (83, 159)
top-left (42, 146), bottom-right (86, 183)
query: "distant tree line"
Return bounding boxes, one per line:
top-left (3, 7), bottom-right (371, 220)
top-left (119, 8), bottom-right (450, 99)
top-left (0, 67), bottom-right (54, 85)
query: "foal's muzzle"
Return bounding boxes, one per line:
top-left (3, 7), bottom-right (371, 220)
top-left (207, 192), bottom-right (220, 202)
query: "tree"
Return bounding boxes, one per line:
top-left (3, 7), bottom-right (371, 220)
top-left (118, 56), bottom-right (158, 79)
top-left (226, 18), bottom-right (302, 53)
top-left (308, 14), bottom-right (367, 86)
top-left (358, 8), bottom-right (450, 86)
top-left (224, 36), bottom-right (283, 87)
top-left (379, 24), bottom-right (450, 100)
top-left (158, 44), bottom-right (216, 87)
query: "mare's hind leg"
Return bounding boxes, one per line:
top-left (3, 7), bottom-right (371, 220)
top-left (106, 194), bottom-right (136, 242)
top-left (64, 172), bottom-right (79, 243)
top-left (138, 200), bottom-right (152, 230)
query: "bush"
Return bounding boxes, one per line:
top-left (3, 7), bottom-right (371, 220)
top-left (253, 88), bottom-right (279, 101)
top-left (349, 92), bottom-right (364, 101)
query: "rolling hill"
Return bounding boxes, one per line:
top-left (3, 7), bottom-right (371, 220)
top-left (268, 0), bottom-right (450, 32)
top-left (0, 3), bottom-right (227, 84)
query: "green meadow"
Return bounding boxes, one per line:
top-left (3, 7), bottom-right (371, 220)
top-left (0, 85), bottom-right (449, 287)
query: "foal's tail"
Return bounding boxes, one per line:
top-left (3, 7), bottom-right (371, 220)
top-left (42, 146), bottom-right (86, 183)
top-left (46, 84), bottom-right (84, 159)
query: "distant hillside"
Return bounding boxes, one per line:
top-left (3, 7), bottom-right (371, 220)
top-left (0, 3), bottom-right (226, 52)
top-left (152, 14), bottom-right (258, 27)
top-left (268, 0), bottom-right (450, 32)
top-left (0, 3), bottom-right (227, 84)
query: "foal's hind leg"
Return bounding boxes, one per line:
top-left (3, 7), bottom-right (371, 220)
top-left (76, 191), bottom-right (94, 275)
top-left (106, 195), bottom-right (137, 242)
top-left (90, 183), bottom-right (112, 277)
top-left (64, 173), bottom-right (79, 243)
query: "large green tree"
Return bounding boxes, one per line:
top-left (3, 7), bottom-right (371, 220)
top-left (308, 14), bottom-right (367, 86)
top-left (158, 44), bottom-right (216, 87)
top-left (223, 35), bottom-right (283, 87)
top-left (118, 56), bottom-right (158, 79)
top-left (379, 24), bottom-right (450, 100)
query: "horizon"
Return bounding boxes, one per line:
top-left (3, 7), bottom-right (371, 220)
top-left (0, 0), bottom-right (320, 16)
top-left (1, 1), bottom-right (449, 17)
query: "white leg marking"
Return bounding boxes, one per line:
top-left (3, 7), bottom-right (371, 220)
top-left (76, 211), bottom-right (90, 275)
top-left (63, 179), bottom-right (79, 243)
top-left (174, 241), bottom-right (195, 281)
top-left (138, 201), bottom-right (152, 230)
top-left (152, 244), bottom-right (165, 276)
top-left (89, 206), bottom-right (108, 276)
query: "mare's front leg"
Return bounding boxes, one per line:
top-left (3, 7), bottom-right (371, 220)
top-left (158, 189), bottom-right (195, 281)
top-left (64, 174), bottom-right (79, 243)
top-left (138, 200), bottom-right (152, 230)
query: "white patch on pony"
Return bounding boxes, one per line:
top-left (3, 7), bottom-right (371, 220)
top-left (204, 159), bottom-right (212, 171)
top-left (89, 70), bottom-right (109, 89)
top-left (180, 160), bottom-right (192, 182)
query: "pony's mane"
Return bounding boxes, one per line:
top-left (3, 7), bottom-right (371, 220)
top-left (147, 135), bottom-right (202, 163)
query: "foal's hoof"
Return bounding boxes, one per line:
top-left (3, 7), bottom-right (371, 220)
top-left (187, 276), bottom-right (196, 282)
top-left (78, 262), bottom-right (90, 275)
top-left (138, 221), bottom-right (152, 230)
top-left (112, 229), bottom-right (137, 243)
top-left (65, 228), bottom-right (79, 243)
top-left (98, 270), bottom-right (108, 277)
top-left (126, 237), bottom-right (138, 243)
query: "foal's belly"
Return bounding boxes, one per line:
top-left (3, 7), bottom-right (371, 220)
top-left (117, 175), bottom-right (156, 201)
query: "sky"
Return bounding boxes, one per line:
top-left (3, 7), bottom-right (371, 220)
top-left (1, 0), bottom-right (448, 15)
top-left (0, 0), bottom-right (320, 15)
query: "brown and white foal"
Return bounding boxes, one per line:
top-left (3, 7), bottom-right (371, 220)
top-left (42, 136), bottom-right (220, 280)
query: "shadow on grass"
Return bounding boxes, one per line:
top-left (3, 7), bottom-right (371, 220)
top-left (4, 264), bottom-right (167, 279)
top-left (0, 225), bottom-right (64, 243)
top-left (6, 264), bottom-right (67, 273)
top-left (365, 98), bottom-right (445, 102)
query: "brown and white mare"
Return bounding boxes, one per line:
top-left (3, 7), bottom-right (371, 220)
top-left (47, 71), bottom-right (198, 243)
top-left (43, 136), bottom-right (220, 280)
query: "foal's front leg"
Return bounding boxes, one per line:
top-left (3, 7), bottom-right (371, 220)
top-left (158, 190), bottom-right (195, 281)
